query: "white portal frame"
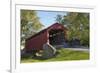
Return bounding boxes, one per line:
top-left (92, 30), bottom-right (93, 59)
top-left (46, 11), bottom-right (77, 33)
top-left (11, 0), bottom-right (95, 73)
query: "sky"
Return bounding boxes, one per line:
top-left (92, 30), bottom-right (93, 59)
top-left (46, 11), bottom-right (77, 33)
top-left (36, 10), bottom-right (67, 28)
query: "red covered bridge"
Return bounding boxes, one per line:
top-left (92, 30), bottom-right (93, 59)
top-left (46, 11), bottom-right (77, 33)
top-left (25, 23), bottom-right (67, 52)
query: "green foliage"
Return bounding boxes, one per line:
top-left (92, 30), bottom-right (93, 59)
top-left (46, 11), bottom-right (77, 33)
top-left (55, 15), bottom-right (63, 23)
top-left (56, 12), bottom-right (89, 46)
top-left (21, 10), bottom-right (44, 47)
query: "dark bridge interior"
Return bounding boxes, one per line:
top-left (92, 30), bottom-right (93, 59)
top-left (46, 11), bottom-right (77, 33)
top-left (49, 29), bottom-right (66, 45)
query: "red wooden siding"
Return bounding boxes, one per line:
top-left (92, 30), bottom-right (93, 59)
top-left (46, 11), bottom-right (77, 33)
top-left (25, 31), bottom-right (48, 51)
top-left (25, 23), bottom-right (67, 52)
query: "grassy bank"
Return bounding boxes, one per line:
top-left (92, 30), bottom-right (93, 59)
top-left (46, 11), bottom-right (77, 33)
top-left (21, 48), bottom-right (89, 63)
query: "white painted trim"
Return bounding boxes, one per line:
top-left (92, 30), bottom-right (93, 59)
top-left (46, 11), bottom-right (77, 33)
top-left (11, 1), bottom-right (95, 73)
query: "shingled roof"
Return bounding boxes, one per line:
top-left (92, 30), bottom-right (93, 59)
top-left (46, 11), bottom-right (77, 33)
top-left (26, 23), bottom-right (67, 41)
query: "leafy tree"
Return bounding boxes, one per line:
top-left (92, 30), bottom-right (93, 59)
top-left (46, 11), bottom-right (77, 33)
top-left (55, 15), bottom-right (63, 23)
top-left (55, 12), bottom-right (89, 46)
top-left (21, 10), bottom-right (44, 48)
top-left (66, 12), bottom-right (89, 46)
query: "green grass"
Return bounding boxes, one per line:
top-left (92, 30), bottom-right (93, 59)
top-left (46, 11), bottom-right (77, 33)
top-left (21, 48), bottom-right (89, 63)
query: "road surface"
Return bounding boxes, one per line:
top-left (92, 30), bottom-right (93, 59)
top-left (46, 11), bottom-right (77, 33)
top-left (65, 48), bottom-right (89, 52)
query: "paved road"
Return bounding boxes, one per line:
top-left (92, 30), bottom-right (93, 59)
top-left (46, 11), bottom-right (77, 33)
top-left (65, 48), bottom-right (89, 52)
